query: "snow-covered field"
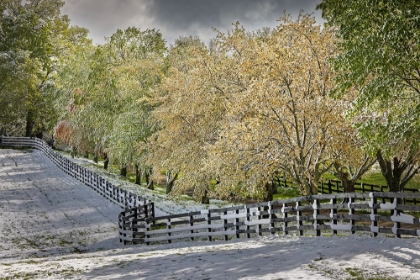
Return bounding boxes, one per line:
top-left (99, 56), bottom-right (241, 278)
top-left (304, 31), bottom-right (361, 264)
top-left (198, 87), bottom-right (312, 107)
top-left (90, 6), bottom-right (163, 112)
top-left (1, 149), bottom-right (420, 279)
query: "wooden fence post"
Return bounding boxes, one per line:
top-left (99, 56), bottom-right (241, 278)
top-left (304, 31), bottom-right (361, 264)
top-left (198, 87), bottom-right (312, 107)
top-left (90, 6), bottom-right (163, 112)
top-left (380, 186), bottom-right (386, 203)
top-left (132, 207), bottom-right (138, 244)
top-left (224, 210), bottom-right (228, 241)
top-left (313, 199), bottom-right (320, 237)
top-left (393, 198), bottom-right (401, 238)
top-left (145, 205), bottom-right (150, 246)
top-left (331, 198), bottom-right (337, 236)
top-left (246, 206), bottom-right (251, 238)
top-left (282, 202), bottom-right (288, 236)
top-left (370, 196), bottom-right (378, 237)
top-left (236, 209), bottom-right (240, 238)
top-left (268, 202), bottom-right (274, 236)
top-left (167, 217), bottom-right (172, 244)
top-left (151, 202), bottom-right (155, 219)
top-left (297, 201), bottom-right (303, 236)
top-left (190, 213), bottom-right (194, 241)
top-left (120, 211), bottom-right (126, 245)
top-left (349, 197), bottom-right (355, 234)
top-left (207, 210), bottom-right (212, 242)
top-left (258, 206), bottom-right (263, 237)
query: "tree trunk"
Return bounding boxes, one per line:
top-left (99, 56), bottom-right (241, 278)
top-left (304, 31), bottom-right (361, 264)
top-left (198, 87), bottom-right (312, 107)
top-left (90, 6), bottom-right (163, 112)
top-left (377, 151), bottom-right (404, 192)
top-left (120, 165), bottom-right (127, 177)
top-left (71, 147), bottom-right (76, 158)
top-left (93, 155), bottom-right (98, 164)
top-left (334, 165), bottom-right (355, 193)
top-left (340, 179), bottom-right (355, 203)
top-left (272, 181), bottom-right (278, 194)
top-left (25, 110), bottom-right (33, 137)
top-left (103, 153), bottom-right (109, 170)
top-left (299, 177), bottom-right (318, 195)
top-left (263, 181), bottom-right (274, 218)
top-left (272, 172), bottom-right (280, 194)
top-left (200, 189), bottom-right (210, 204)
top-left (145, 171), bottom-right (150, 185)
top-left (264, 181), bottom-right (274, 202)
top-left (342, 179), bottom-right (355, 193)
top-left (147, 180), bottom-right (154, 190)
top-left (166, 171), bottom-right (178, 194)
top-left (144, 167), bottom-right (153, 185)
top-left (309, 181), bottom-right (318, 195)
top-left (135, 164), bottom-right (141, 185)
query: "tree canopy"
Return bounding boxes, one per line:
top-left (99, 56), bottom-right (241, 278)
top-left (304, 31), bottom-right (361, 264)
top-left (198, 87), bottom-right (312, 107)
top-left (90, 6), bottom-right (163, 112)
top-left (317, 0), bottom-right (420, 191)
top-left (0, 0), bottom-right (91, 136)
top-left (4, 2), bottom-right (420, 202)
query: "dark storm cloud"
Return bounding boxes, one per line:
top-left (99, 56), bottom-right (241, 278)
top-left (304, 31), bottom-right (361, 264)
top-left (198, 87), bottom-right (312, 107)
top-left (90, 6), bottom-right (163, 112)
top-left (62, 0), bottom-right (155, 44)
top-left (150, 0), bottom-right (317, 29)
top-left (62, 0), bottom-right (322, 45)
top-left (149, 0), bottom-right (322, 45)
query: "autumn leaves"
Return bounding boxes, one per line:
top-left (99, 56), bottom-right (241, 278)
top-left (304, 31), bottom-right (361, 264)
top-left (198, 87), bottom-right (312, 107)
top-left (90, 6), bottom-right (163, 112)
top-left (53, 9), bottom-right (420, 203)
top-left (145, 14), bottom-right (359, 201)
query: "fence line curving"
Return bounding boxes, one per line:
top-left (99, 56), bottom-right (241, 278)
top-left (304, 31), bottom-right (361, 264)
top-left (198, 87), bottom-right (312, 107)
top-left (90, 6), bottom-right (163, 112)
top-left (0, 136), bottom-right (154, 240)
top-left (124, 192), bottom-right (420, 245)
top-left (3, 137), bottom-right (420, 246)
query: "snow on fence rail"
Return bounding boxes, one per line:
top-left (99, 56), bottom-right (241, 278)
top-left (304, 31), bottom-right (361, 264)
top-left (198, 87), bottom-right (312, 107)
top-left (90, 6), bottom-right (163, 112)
top-left (123, 192), bottom-right (420, 245)
top-left (0, 136), bottom-right (154, 219)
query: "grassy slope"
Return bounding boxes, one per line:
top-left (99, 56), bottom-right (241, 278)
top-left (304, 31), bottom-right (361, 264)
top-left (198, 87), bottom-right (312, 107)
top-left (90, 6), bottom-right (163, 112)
top-left (59, 150), bottom-right (420, 202)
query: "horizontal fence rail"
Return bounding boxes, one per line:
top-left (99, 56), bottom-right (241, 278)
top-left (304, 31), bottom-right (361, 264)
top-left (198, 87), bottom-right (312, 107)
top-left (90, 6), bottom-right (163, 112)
top-left (276, 177), bottom-right (420, 205)
top-left (4, 137), bottom-right (420, 246)
top-left (126, 192), bottom-right (420, 245)
top-left (0, 136), bottom-right (154, 235)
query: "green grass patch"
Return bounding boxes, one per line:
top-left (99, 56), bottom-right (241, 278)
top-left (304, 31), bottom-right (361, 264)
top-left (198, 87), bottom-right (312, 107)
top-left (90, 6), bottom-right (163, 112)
top-left (274, 187), bottom-right (301, 200)
top-left (153, 185), bottom-right (167, 195)
top-left (345, 267), bottom-right (361, 277)
top-left (359, 173), bottom-right (387, 186)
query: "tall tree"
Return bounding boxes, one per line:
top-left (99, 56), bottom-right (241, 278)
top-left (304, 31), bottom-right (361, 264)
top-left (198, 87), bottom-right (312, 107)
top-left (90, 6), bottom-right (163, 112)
top-left (318, 0), bottom-right (420, 191)
top-left (101, 28), bottom-right (166, 178)
top-left (329, 108), bottom-right (377, 193)
top-left (147, 36), bottom-right (226, 202)
top-left (207, 15), bottom-right (342, 198)
top-left (0, 0), bottom-right (66, 136)
top-left (58, 28), bottom-right (166, 173)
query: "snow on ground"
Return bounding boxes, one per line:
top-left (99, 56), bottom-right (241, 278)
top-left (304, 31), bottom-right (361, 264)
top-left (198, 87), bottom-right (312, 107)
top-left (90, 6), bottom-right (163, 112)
top-left (1, 149), bottom-right (420, 279)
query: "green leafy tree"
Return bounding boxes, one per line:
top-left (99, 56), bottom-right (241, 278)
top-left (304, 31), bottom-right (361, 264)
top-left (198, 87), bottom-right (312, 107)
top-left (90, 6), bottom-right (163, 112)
top-left (147, 36), bottom-right (224, 202)
top-left (0, 0), bottom-right (92, 138)
top-left (100, 28), bottom-right (165, 180)
top-left (58, 27), bottom-right (166, 178)
top-left (318, 0), bottom-right (420, 191)
top-left (0, 0), bottom-right (65, 136)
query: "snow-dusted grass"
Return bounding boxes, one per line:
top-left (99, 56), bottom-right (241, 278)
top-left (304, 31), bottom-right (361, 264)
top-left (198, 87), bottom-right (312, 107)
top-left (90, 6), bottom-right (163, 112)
top-left (57, 150), bottom-right (236, 216)
top-left (1, 149), bottom-right (420, 279)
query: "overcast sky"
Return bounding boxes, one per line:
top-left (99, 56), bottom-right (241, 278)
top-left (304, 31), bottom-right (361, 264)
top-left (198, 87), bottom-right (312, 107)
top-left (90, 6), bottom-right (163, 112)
top-left (62, 0), bottom-right (323, 46)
